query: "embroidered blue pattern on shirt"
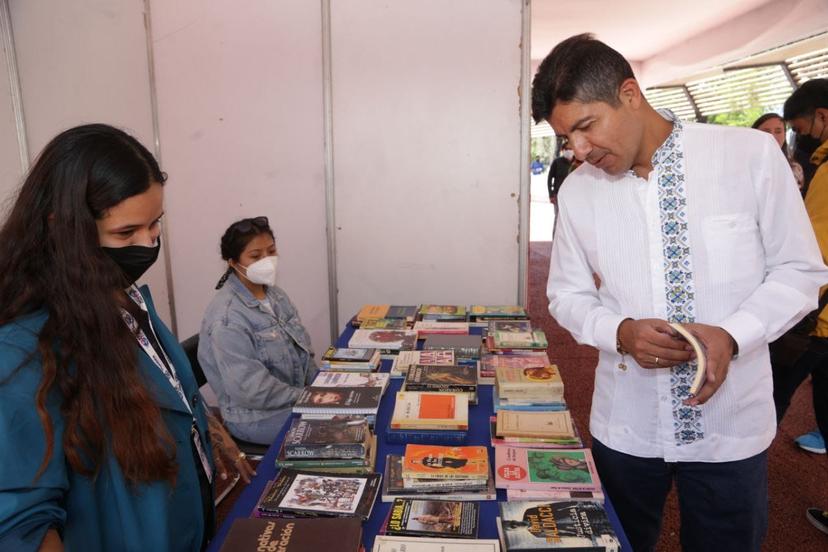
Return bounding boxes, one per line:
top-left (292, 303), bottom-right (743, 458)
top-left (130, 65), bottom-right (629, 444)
top-left (653, 110), bottom-right (703, 445)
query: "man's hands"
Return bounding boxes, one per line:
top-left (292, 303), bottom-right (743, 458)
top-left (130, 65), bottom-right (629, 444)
top-left (617, 318), bottom-right (692, 368)
top-left (677, 322), bottom-right (736, 407)
top-left (617, 318), bottom-right (736, 405)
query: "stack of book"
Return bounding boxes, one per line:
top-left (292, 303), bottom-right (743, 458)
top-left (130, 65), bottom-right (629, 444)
top-left (494, 447), bottom-right (604, 502)
top-left (348, 328), bottom-right (418, 355)
top-left (497, 500), bottom-right (620, 551)
top-left (275, 417), bottom-right (377, 474)
top-left (390, 349), bottom-right (456, 378)
top-left (489, 410), bottom-right (582, 449)
top-left (403, 364), bottom-right (478, 404)
top-left (219, 517), bottom-right (363, 552)
top-left (478, 351), bottom-right (549, 386)
top-left (320, 346), bottom-right (381, 372)
top-left (468, 305), bottom-right (528, 329)
top-left (493, 363), bottom-right (565, 412)
top-left (381, 454), bottom-right (497, 502)
top-left (381, 498), bottom-right (480, 539)
top-left (418, 304), bottom-right (468, 322)
top-left (311, 370), bottom-right (390, 394)
top-left (293, 385), bottom-right (384, 427)
top-left (256, 469), bottom-right (381, 521)
top-left (486, 320), bottom-right (548, 353)
top-left (389, 391), bottom-right (469, 444)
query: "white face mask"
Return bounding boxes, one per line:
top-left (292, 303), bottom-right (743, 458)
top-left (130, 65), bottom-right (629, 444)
top-left (236, 256), bottom-right (278, 287)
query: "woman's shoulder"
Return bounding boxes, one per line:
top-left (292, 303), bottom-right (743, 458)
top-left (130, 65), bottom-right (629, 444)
top-left (0, 311), bottom-right (49, 388)
top-left (202, 285), bottom-right (254, 330)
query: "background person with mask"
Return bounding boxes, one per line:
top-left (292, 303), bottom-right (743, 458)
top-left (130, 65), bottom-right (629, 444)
top-left (547, 142), bottom-right (575, 204)
top-left (198, 217), bottom-right (317, 445)
top-left (0, 124), bottom-right (252, 552)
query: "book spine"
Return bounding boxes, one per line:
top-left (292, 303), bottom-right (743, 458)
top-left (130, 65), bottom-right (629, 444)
top-left (386, 430), bottom-right (467, 445)
top-left (283, 443), bottom-right (367, 459)
top-left (403, 383), bottom-right (477, 393)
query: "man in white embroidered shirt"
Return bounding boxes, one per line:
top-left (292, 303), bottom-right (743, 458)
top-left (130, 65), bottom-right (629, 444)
top-left (532, 34), bottom-right (828, 552)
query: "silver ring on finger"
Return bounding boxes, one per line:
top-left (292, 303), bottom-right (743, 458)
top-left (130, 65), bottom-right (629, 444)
top-left (654, 356), bottom-right (660, 365)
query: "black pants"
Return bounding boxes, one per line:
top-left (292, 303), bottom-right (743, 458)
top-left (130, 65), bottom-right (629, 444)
top-left (592, 439), bottom-right (768, 552)
top-left (771, 336), bottom-right (828, 437)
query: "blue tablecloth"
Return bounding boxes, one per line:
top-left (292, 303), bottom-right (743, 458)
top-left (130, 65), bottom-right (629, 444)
top-left (207, 325), bottom-right (632, 551)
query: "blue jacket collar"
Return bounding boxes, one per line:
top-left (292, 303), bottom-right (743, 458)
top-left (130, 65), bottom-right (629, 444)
top-left (225, 272), bottom-right (264, 309)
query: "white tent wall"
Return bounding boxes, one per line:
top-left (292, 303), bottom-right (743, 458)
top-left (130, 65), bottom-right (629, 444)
top-left (148, 0), bottom-right (331, 349)
top-left (1, 0), bottom-right (172, 324)
top-left (0, 5), bottom-right (23, 221)
top-left (329, 0), bottom-right (527, 329)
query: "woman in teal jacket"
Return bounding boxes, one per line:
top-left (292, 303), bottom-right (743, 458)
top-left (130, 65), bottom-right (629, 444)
top-left (0, 125), bottom-right (251, 551)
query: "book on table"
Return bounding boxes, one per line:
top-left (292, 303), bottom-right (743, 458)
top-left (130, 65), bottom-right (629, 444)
top-left (276, 434), bottom-right (377, 475)
top-left (381, 454), bottom-right (497, 502)
top-left (372, 535), bottom-right (501, 552)
top-left (386, 305), bottom-right (419, 322)
top-left (495, 410), bottom-right (576, 440)
top-left (320, 346), bottom-right (381, 371)
top-left (418, 304), bottom-right (469, 321)
top-left (498, 501), bottom-right (620, 551)
top-left (356, 304), bottom-right (391, 324)
top-left (282, 417), bottom-right (371, 459)
top-left (311, 371), bottom-right (389, 393)
top-left (402, 444), bottom-right (489, 481)
top-left (489, 417), bottom-right (582, 449)
top-left (479, 351), bottom-right (550, 382)
top-left (256, 469), bottom-right (381, 521)
top-left (403, 364), bottom-right (478, 403)
top-left (469, 305), bottom-right (528, 321)
top-left (495, 364), bottom-right (563, 403)
top-left (494, 447), bottom-right (602, 494)
top-left (390, 349), bottom-right (456, 378)
top-left (359, 318), bottom-right (409, 330)
top-left (504, 487), bottom-right (605, 502)
top-left (382, 498), bottom-right (480, 539)
top-left (293, 386), bottom-right (382, 416)
top-left (413, 320), bottom-right (471, 335)
top-left (424, 334), bottom-right (483, 359)
top-left (391, 391), bottom-right (469, 431)
top-left (348, 329), bottom-right (418, 351)
top-left (218, 517), bottom-right (363, 552)
top-left (488, 321), bottom-right (548, 350)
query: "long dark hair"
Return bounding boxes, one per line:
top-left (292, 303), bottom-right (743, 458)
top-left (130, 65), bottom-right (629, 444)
top-left (752, 113), bottom-right (789, 158)
top-left (0, 124), bottom-right (177, 484)
top-left (214, 216), bottom-right (274, 289)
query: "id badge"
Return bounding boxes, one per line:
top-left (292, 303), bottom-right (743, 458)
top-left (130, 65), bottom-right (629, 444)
top-left (192, 425), bottom-right (213, 484)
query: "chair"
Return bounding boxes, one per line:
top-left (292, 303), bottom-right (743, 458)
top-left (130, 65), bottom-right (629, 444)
top-left (180, 334), bottom-right (270, 462)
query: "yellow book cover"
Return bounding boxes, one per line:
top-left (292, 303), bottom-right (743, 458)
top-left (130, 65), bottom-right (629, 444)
top-left (495, 364), bottom-right (563, 397)
top-left (357, 304), bottom-right (390, 321)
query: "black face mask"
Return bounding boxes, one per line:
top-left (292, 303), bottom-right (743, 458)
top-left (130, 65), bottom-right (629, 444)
top-left (102, 238), bottom-right (161, 283)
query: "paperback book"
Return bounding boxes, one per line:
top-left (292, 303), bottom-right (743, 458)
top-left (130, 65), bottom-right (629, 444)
top-left (469, 305), bottom-right (528, 321)
top-left (390, 349), bottom-right (456, 378)
top-left (391, 391), bottom-right (469, 431)
top-left (414, 321), bottom-right (471, 335)
top-left (372, 535), bottom-right (501, 552)
top-left (381, 454), bottom-right (496, 502)
top-left (424, 334), bottom-right (483, 359)
top-left (293, 386), bottom-right (382, 416)
top-left (386, 305), bottom-right (419, 322)
top-left (402, 445), bottom-right (489, 481)
top-left (257, 469), bottom-right (381, 520)
top-left (356, 304), bottom-right (390, 323)
top-left (282, 417), bottom-right (370, 459)
top-left (405, 364), bottom-right (477, 393)
top-left (495, 410), bottom-right (576, 440)
top-left (384, 498), bottom-right (480, 539)
top-left (360, 318), bottom-right (409, 330)
top-left (489, 418), bottom-right (582, 449)
top-left (418, 304), bottom-right (468, 321)
top-left (311, 371), bottom-right (389, 392)
top-left (495, 447), bottom-right (602, 493)
top-left (498, 501), bottom-right (620, 551)
top-left (348, 329), bottom-right (418, 351)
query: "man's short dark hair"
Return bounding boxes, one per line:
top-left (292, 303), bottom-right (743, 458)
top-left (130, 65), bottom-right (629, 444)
top-left (784, 78), bottom-right (828, 120)
top-left (531, 33), bottom-right (635, 124)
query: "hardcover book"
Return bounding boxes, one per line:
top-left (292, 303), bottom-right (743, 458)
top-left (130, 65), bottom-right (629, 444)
top-left (293, 386), bottom-right (382, 415)
top-left (384, 498), bottom-right (480, 539)
top-left (372, 536), bottom-right (501, 552)
top-left (390, 349), bottom-right (456, 378)
top-left (219, 517), bottom-right (363, 552)
top-left (402, 445), bottom-right (489, 481)
top-left (391, 392), bottom-right (469, 431)
top-left (348, 329), bottom-right (418, 351)
top-left (283, 417), bottom-right (370, 459)
top-left (498, 501), bottom-right (620, 551)
top-left (257, 469), bottom-right (381, 520)
top-left (494, 448), bottom-right (602, 493)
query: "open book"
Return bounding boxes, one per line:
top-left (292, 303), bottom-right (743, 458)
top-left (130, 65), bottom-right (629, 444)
top-left (669, 322), bottom-right (707, 396)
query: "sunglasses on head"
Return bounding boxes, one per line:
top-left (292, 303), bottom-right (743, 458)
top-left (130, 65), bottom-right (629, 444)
top-left (230, 216), bottom-right (269, 233)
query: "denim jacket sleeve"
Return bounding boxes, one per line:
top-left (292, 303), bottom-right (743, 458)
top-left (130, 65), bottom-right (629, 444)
top-left (205, 322), bottom-right (305, 411)
top-left (0, 335), bottom-right (68, 552)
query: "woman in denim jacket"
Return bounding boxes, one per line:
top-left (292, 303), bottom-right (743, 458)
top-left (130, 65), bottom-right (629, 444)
top-left (198, 217), bottom-right (318, 445)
